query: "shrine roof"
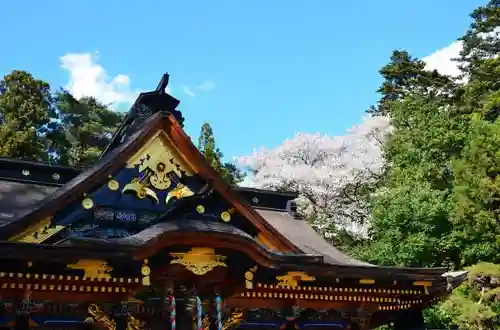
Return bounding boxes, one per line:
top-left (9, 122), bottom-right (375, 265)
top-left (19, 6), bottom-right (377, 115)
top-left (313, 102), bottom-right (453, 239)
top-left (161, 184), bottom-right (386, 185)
top-left (254, 208), bottom-right (372, 267)
top-left (0, 114), bottom-right (451, 276)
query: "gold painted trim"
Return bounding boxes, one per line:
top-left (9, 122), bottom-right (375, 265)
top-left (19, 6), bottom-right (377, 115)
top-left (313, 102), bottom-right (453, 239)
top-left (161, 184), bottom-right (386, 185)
top-left (276, 271), bottom-right (315, 287)
top-left (67, 260), bottom-right (113, 279)
top-left (8, 217), bottom-right (65, 243)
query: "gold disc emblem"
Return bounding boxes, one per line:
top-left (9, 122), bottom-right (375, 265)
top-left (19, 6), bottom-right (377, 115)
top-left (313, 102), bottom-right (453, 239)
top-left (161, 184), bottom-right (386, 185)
top-left (82, 197), bottom-right (94, 209)
top-left (108, 179), bottom-right (119, 191)
top-left (220, 211), bottom-right (231, 222)
top-left (196, 205), bottom-right (206, 214)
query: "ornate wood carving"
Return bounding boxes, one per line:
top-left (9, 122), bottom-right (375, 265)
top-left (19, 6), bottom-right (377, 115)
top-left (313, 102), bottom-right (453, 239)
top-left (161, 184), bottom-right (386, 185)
top-left (169, 248), bottom-right (227, 275)
top-left (67, 260), bottom-right (113, 279)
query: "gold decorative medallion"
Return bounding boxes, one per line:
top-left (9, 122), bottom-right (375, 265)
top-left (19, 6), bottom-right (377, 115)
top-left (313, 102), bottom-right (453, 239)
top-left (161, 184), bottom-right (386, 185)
top-left (107, 179), bottom-right (120, 191)
top-left (82, 197), bottom-right (94, 209)
top-left (196, 205), bottom-right (206, 214)
top-left (67, 259), bottom-right (112, 279)
top-left (245, 270), bottom-right (254, 289)
top-left (276, 271), bottom-right (315, 287)
top-left (141, 259), bottom-right (151, 286)
top-left (170, 247), bottom-right (227, 275)
top-left (220, 211), bottom-right (231, 222)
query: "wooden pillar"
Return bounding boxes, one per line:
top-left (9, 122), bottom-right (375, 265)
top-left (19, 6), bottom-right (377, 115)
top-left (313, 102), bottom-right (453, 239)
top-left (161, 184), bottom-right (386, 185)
top-left (393, 309), bottom-right (425, 330)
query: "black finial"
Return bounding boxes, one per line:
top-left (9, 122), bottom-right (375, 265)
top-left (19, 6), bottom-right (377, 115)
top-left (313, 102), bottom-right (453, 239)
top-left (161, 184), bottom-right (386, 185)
top-left (130, 73), bottom-right (184, 125)
top-left (100, 73), bottom-right (184, 158)
top-left (155, 73), bottom-right (170, 94)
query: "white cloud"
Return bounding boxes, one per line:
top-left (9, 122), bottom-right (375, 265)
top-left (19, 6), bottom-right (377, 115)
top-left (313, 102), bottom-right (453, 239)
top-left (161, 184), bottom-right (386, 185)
top-left (60, 52), bottom-right (142, 108)
top-left (183, 86), bottom-right (196, 97)
top-left (422, 41), bottom-right (463, 78)
top-left (197, 80), bottom-right (215, 92)
top-left (422, 27), bottom-right (500, 80)
top-left (182, 80), bottom-right (215, 98)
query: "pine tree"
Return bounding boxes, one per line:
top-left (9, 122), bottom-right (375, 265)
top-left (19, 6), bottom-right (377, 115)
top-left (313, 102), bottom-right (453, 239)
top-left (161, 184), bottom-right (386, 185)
top-left (53, 91), bottom-right (124, 166)
top-left (0, 70), bottom-right (55, 161)
top-left (198, 122), bottom-right (245, 185)
top-left (369, 50), bottom-right (455, 116)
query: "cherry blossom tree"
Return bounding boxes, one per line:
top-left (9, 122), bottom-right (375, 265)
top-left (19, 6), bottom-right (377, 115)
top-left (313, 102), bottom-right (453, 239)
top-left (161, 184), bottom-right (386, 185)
top-left (238, 116), bottom-right (391, 239)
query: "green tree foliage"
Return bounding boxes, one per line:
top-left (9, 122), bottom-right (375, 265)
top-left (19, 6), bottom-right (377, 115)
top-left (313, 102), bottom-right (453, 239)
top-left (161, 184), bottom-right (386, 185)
top-left (0, 70), bottom-right (124, 166)
top-left (198, 121), bottom-right (246, 185)
top-left (54, 91), bottom-right (124, 166)
top-left (0, 70), bottom-right (55, 161)
top-left (359, 1), bottom-right (500, 328)
top-left (357, 0), bottom-right (500, 267)
top-left (439, 263), bottom-right (500, 330)
top-left (458, 0), bottom-right (500, 82)
top-left (353, 95), bottom-right (463, 268)
top-left (368, 50), bottom-right (455, 116)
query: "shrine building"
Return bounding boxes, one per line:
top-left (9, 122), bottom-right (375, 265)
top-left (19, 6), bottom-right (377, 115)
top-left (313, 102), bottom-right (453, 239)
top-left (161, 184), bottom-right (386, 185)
top-left (0, 74), bottom-right (467, 330)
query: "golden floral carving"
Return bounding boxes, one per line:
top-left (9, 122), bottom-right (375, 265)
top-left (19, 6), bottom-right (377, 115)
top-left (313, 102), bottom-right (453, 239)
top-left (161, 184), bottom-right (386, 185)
top-left (126, 132), bottom-right (194, 186)
top-left (170, 248), bottom-right (227, 275)
top-left (124, 131), bottom-right (196, 204)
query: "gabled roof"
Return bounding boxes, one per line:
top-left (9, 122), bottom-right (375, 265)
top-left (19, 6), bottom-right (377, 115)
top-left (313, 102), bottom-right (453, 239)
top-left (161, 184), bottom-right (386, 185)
top-left (0, 112), bottom-right (299, 251)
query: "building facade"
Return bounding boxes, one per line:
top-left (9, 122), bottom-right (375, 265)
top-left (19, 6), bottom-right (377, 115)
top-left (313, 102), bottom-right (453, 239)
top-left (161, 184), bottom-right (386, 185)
top-left (0, 75), bottom-right (466, 330)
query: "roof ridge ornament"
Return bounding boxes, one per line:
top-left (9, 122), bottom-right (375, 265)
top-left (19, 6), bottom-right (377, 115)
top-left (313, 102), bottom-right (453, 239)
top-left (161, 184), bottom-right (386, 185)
top-left (100, 73), bottom-right (183, 158)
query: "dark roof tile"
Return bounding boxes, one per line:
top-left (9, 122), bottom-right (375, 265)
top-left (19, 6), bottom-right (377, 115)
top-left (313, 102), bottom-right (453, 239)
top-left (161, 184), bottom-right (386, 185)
top-left (254, 208), bottom-right (373, 267)
top-left (0, 181), bottom-right (57, 227)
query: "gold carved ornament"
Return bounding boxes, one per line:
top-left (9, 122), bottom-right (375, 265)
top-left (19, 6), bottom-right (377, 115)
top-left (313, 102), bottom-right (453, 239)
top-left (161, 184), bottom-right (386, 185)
top-left (202, 315), bottom-right (211, 330)
top-left (222, 309), bottom-right (245, 330)
top-left (122, 178), bottom-right (160, 204)
top-left (8, 217), bottom-right (66, 244)
top-left (141, 259), bottom-right (151, 286)
top-left (123, 132), bottom-right (195, 204)
top-left (244, 266), bottom-right (258, 289)
top-left (127, 313), bottom-right (146, 330)
top-left (67, 259), bottom-right (113, 279)
top-left (87, 304), bottom-right (116, 330)
top-left (276, 271), bottom-right (316, 288)
top-left (170, 248), bottom-right (227, 275)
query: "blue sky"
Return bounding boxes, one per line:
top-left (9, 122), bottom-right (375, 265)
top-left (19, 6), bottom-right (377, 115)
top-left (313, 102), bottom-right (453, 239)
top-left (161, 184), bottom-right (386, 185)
top-left (0, 0), bottom-right (484, 161)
